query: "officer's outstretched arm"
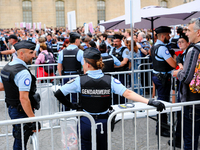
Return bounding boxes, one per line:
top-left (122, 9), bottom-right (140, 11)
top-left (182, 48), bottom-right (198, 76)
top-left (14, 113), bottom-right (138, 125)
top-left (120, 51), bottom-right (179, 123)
top-left (19, 91), bottom-right (35, 117)
top-left (115, 58), bottom-right (129, 68)
top-left (123, 89), bottom-right (149, 104)
top-left (54, 89), bottom-right (77, 109)
top-left (123, 89), bottom-right (165, 112)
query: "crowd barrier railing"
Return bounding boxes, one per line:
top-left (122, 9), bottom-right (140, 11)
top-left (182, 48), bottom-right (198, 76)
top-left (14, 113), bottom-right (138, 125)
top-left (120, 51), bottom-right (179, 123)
top-left (0, 70), bottom-right (153, 130)
top-left (0, 111), bottom-right (97, 150)
top-left (107, 100), bottom-right (200, 150)
top-left (0, 69), bottom-right (180, 122)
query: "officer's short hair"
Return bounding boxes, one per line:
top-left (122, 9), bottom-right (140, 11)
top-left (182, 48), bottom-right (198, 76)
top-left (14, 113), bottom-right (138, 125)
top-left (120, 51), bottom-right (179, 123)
top-left (69, 37), bottom-right (79, 43)
top-left (69, 32), bottom-right (80, 43)
top-left (189, 18), bottom-right (200, 32)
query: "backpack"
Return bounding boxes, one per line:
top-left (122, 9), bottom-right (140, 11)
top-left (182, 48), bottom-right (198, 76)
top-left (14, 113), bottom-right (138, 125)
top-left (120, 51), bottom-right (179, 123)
top-left (41, 52), bottom-right (55, 73)
top-left (189, 44), bottom-right (200, 93)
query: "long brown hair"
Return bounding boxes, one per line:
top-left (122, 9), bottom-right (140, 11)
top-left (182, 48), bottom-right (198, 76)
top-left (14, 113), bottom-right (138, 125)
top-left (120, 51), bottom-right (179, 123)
top-left (125, 39), bottom-right (138, 53)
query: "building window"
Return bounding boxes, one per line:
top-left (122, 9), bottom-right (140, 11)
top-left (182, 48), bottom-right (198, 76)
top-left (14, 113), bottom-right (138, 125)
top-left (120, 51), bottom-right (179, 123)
top-left (97, 0), bottom-right (105, 24)
top-left (22, 0), bottom-right (32, 23)
top-left (160, 0), bottom-right (168, 8)
top-left (56, 0), bottom-right (65, 27)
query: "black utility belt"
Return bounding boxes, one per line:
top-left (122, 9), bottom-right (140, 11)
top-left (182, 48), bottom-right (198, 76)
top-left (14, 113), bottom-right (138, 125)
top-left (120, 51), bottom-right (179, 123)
top-left (154, 73), bottom-right (171, 77)
top-left (91, 113), bottom-right (109, 120)
top-left (154, 73), bottom-right (171, 87)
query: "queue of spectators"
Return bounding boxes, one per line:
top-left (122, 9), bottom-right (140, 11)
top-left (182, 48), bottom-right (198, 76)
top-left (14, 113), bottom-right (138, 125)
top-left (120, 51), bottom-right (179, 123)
top-left (0, 25), bottom-right (187, 88)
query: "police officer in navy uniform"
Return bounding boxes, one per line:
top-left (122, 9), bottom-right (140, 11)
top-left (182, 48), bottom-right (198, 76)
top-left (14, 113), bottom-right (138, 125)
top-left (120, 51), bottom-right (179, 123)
top-left (57, 32), bottom-right (84, 110)
top-left (109, 34), bottom-right (130, 104)
top-left (151, 26), bottom-right (177, 137)
top-left (109, 34), bottom-right (129, 72)
top-left (0, 41), bottom-right (41, 150)
top-left (99, 41), bottom-right (121, 72)
top-left (57, 32), bottom-right (84, 82)
top-left (54, 47), bottom-right (166, 150)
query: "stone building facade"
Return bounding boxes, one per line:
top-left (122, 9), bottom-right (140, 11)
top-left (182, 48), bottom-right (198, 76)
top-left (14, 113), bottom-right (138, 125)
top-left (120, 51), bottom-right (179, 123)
top-left (0, 0), bottom-right (194, 28)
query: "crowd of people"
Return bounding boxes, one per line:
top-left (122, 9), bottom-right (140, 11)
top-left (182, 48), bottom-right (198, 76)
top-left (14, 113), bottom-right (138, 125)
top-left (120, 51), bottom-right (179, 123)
top-left (0, 17), bottom-right (199, 150)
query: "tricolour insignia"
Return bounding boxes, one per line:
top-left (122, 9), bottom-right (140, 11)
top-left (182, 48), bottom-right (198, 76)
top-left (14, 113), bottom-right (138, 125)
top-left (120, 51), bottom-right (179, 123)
top-left (165, 49), bottom-right (170, 55)
top-left (24, 78), bottom-right (30, 86)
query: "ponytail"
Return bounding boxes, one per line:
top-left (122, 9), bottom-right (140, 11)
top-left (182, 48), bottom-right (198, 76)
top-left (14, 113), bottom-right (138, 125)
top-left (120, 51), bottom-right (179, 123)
top-left (85, 58), bottom-right (104, 70)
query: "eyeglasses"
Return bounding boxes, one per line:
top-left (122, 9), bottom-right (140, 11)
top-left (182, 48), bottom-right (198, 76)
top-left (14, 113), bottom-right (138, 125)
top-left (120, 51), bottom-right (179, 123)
top-left (178, 40), bottom-right (185, 44)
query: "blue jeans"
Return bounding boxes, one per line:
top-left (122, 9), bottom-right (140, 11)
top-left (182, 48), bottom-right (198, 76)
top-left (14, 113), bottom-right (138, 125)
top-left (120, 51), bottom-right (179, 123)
top-left (183, 106), bottom-right (200, 150)
top-left (80, 117), bottom-right (108, 150)
top-left (8, 106), bottom-right (28, 150)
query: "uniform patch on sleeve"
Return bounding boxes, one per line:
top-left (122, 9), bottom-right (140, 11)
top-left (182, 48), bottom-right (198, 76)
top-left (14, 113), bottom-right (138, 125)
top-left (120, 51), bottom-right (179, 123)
top-left (126, 51), bottom-right (129, 55)
top-left (165, 49), bottom-right (170, 55)
top-left (24, 78), bottom-right (30, 86)
top-left (114, 79), bottom-right (121, 84)
top-left (67, 79), bottom-right (75, 84)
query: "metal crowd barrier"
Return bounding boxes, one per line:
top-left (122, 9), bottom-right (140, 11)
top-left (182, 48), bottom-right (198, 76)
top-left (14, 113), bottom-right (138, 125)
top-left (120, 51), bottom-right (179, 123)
top-left (107, 100), bottom-right (200, 150)
top-left (0, 111), bottom-right (97, 150)
top-left (35, 69), bottom-right (153, 104)
top-left (0, 70), bottom-right (154, 128)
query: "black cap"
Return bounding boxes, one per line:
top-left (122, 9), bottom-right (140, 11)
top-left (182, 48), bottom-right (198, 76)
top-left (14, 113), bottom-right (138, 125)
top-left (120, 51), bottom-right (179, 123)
top-left (84, 47), bottom-right (101, 60)
top-left (70, 32), bottom-right (80, 39)
top-left (87, 33), bottom-right (92, 38)
top-left (113, 34), bottom-right (123, 40)
top-left (155, 26), bottom-right (171, 34)
top-left (179, 33), bottom-right (189, 42)
top-left (14, 41), bottom-right (36, 51)
top-left (8, 34), bottom-right (18, 40)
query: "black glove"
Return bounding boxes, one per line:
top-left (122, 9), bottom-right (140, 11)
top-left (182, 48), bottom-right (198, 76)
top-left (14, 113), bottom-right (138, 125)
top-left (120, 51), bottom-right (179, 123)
top-left (176, 53), bottom-right (184, 64)
top-left (148, 99), bottom-right (166, 112)
top-left (32, 122), bottom-right (41, 131)
top-left (70, 103), bottom-right (82, 110)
